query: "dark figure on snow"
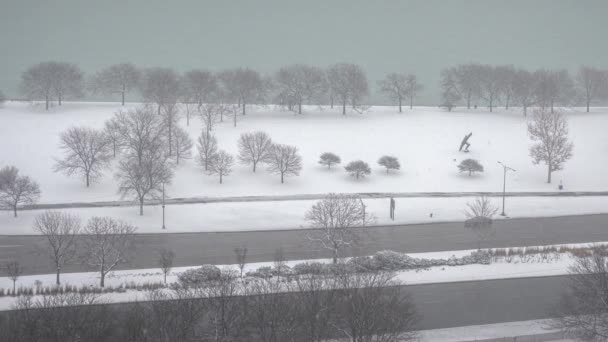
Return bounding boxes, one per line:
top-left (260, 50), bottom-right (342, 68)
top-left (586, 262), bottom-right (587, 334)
top-left (389, 197), bottom-right (395, 220)
top-left (459, 132), bottom-right (472, 152)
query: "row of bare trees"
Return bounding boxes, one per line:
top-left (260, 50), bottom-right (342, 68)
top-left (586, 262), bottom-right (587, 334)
top-left (1, 268), bottom-right (418, 342)
top-left (441, 64), bottom-right (608, 114)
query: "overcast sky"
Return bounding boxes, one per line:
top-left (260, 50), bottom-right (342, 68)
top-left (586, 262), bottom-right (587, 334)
top-left (1, 0), bottom-right (607, 104)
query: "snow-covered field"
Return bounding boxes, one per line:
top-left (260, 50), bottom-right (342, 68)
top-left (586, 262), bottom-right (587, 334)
top-left (1, 101), bottom-right (607, 204)
top-left (1, 195), bottom-right (607, 235)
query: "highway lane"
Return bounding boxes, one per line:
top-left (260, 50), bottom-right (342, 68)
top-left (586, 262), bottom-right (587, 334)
top-left (1, 214), bottom-right (607, 276)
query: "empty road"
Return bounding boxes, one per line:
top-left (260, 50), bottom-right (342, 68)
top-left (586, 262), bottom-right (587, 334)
top-left (1, 214), bottom-right (607, 275)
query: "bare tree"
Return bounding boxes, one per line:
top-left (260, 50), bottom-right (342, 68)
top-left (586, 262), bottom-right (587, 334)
top-left (344, 160), bottom-right (371, 180)
top-left (327, 63), bottom-right (369, 115)
top-left (275, 64), bottom-right (327, 114)
top-left (220, 68), bottom-right (265, 115)
top-left (81, 216), bottom-right (136, 287)
top-left (54, 126), bottom-right (112, 187)
top-left (234, 246), bottom-right (248, 278)
top-left (196, 130), bottom-right (218, 171)
top-left (453, 63), bottom-right (482, 109)
top-left (171, 125), bottom-right (193, 165)
top-left (334, 271), bottom-right (418, 342)
top-left (440, 68), bottom-right (462, 111)
top-left (33, 211), bottom-right (81, 285)
top-left (305, 193), bottom-right (372, 263)
top-left (114, 106), bottom-right (166, 166)
top-left (577, 66), bottom-right (608, 112)
top-left (464, 196), bottom-right (498, 249)
top-left (405, 74), bottom-right (423, 110)
top-left (104, 117), bottom-right (123, 157)
top-left (21, 61), bottom-right (83, 110)
top-left (203, 269), bottom-right (246, 342)
top-left (457, 158), bottom-right (484, 176)
top-left (377, 156), bottom-right (400, 174)
top-left (90, 63), bottom-right (140, 105)
top-left (116, 146), bottom-right (173, 215)
top-left (527, 109), bottom-right (574, 183)
top-left (158, 249), bottom-right (175, 284)
top-left (238, 131), bottom-right (273, 172)
top-left (144, 288), bottom-right (207, 342)
top-left (512, 68), bottom-right (537, 116)
top-left (266, 143), bottom-right (303, 184)
top-left (319, 152), bottom-right (341, 169)
top-left (199, 103), bottom-right (220, 133)
top-left (294, 272), bottom-right (338, 342)
top-left (378, 73), bottom-right (408, 113)
top-left (534, 69), bottom-right (575, 113)
top-left (181, 69), bottom-right (217, 109)
top-left (0, 166), bottom-right (41, 217)
top-left (478, 64), bottom-right (501, 112)
top-left (496, 65), bottom-right (517, 110)
top-left (161, 101), bottom-right (180, 156)
top-left (4, 261), bottom-right (22, 293)
top-left (141, 67), bottom-right (180, 115)
top-left (208, 150), bottom-right (234, 184)
top-left (552, 248), bottom-right (608, 340)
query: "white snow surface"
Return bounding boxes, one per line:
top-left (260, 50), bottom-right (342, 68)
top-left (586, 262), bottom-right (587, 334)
top-left (1, 102), bottom-right (607, 204)
top-left (413, 319), bottom-right (563, 341)
top-left (1, 195), bottom-right (607, 235)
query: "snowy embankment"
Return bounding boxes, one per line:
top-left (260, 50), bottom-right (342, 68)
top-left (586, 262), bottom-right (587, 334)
top-left (1, 102), bottom-right (607, 205)
top-left (0, 242), bottom-right (600, 311)
top-left (1, 195), bottom-right (608, 234)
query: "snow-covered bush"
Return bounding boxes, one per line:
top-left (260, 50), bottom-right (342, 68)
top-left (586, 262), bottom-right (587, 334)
top-left (293, 262), bottom-right (326, 275)
top-left (246, 266), bottom-right (274, 279)
top-left (178, 265), bottom-right (222, 286)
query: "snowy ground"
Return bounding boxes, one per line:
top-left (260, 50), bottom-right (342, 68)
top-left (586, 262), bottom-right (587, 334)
top-left (1, 101), bottom-right (607, 204)
top-left (1, 195), bottom-right (607, 235)
top-left (413, 319), bottom-right (565, 342)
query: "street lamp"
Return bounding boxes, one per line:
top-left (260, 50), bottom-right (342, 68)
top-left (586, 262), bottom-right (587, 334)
top-left (162, 182), bottom-right (166, 229)
top-left (497, 161), bottom-right (516, 216)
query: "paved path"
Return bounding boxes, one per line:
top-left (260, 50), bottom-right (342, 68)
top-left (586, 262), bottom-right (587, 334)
top-left (410, 275), bottom-right (567, 330)
top-left (21, 191), bottom-right (608, 210)
top-left (1, 214), bottom-right (607, 276)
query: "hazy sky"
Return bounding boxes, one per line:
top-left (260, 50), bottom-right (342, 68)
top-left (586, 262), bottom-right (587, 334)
top-left (1, 0), bottom-right (607, 104)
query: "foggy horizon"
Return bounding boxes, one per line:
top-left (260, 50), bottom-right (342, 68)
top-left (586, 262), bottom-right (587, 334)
top-left (2, 0), bottom-right (608, 104)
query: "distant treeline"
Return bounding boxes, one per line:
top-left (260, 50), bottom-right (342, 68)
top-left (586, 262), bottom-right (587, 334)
top-left (6, 61), bottom-right (608, 113)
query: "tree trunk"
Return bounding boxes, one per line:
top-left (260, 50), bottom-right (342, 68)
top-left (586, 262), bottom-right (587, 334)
top-left (220, 174), bottom-right (223, 184)
top-left (100, 272), bottom-right (105, 287)
top-left (253, 162), bottom-right (256, 173)
top-left (56, 268), bottom-right (60, 285)
top-left (467, 94), bottom-right (471, 109)
top-left (13, 205), bottom-right (17, 218)
top-left (58, 94), bottom-right (62, 106)
top-left (121, 91), bottom-right (125, 106)
top-left (550, 101), bottom-right (554, 114)
top-left (164, 273), bottom-right (167, 284)
top-left (281, 173), bottom-right (284, 184)
top-left (410, 95), bottom-right (413, 110)
top-left (332, 248), bottom-right (338, 264)
top-left (587, 100), bottom-right (590, 113)
top-left (342, 101), bottom-right (346, 115)
top-left (547, 165), bottom-right (552, 184)
top-left (242, 101), bottom-right (246, 115)
top-left (298, 102), bottom-right (302, 114)
top-left (45, 95), bottom-right (49, 111)
top-left (139, 199), bottom-right (144, 216)
top-left (523, 104), bottom-right (527, 117)
top-left (12, 280), bottom-right (16, 293)
top-left (86, 173), bottom-right (90, 187)
top-left (330, 96), bottom-right (333, 109)
top-left (158, 104), bottom-right (161, 115)
top-left (398, 97), bottom-right (402, 113)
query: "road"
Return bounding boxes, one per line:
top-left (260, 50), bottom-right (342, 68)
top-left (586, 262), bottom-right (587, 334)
top-left (409, 275), bottom-right (567, 330)
top-left (1, 214), bottom-right (607, 276)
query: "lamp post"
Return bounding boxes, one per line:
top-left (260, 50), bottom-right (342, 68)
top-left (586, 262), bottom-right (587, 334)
top-left (497, 161), bottom-right (516, 216)
top-left (162, 182), bottom-right (166, 230)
